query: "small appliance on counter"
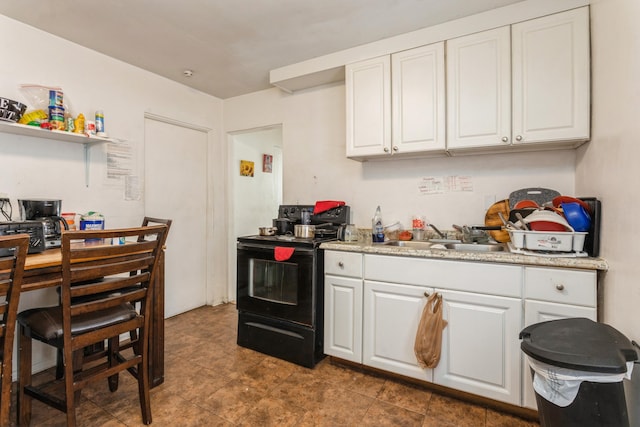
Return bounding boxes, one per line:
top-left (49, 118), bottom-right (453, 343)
top-left (0, 221), bottom-right (45, 255)
top-left (18, 199), bottom-right (69, 249)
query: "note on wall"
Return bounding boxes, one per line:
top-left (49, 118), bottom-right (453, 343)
top-left (418, 176), bottom-right (473, 195)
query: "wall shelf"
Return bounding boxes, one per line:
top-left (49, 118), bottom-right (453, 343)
top-left (0, 120), bottom-right (116, 187)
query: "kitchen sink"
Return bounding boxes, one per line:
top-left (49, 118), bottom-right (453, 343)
top-left (443, 243), bottom-right (506, 252)
top-left (382, 240), bottom-right (506, 252)
top-left (382, 240), bottom-right (434, 249)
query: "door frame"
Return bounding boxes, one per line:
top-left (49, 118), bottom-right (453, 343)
top-left (144, 112), bottom-right (215, 310)
top-left (226, 124), bottom-right (283, 303)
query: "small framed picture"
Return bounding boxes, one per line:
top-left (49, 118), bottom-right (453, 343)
top-left (240, 160), bottom-right (254, 177)
top-left (263, 154), bottom-right (273, 173)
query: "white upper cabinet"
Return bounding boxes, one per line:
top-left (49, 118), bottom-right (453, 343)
top-left (346, 43), bottom-right (446, 160)
top-left (511, 7), bottom-right (591, 145)
top-left (447, 7), bottom-right (590, 152)
top-left (446, 27), bottom-right (512, 150)
top-left (346, 56), bottom-right (391, 159)
top-left (345, 6), bottom-right (591, 158)
top-left (391, 43), bottom-right (446, 154)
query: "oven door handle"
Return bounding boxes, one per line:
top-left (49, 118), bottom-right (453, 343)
top-left (237, 242), bottom-right (315, 255)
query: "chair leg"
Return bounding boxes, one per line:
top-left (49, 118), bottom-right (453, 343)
top-left (137, 333), bottom-right (152, 424)
top-left (72, 350), bottom-right (84, 406)
top-left (1, 359), bottom-right (12, 427)
top-left (17, 326), bottom-right (32, 426)
top-left (64, 347), bottom-right (77, 427)
top-left (55, 348), bottom-right (64, 379)
top-left (107, 337), bottom-right (119, 392)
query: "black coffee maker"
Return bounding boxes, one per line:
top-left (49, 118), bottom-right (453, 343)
top-left (18, 199), bottom-right (69, 249)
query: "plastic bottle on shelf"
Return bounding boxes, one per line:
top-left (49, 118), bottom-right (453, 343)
top-left (372, 206), bottom-right (385, 243)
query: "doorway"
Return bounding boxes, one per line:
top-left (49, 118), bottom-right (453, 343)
top-left (144, 115), bottom-right (210, 317)
top-left (228, 125), bottom-right (283, 301)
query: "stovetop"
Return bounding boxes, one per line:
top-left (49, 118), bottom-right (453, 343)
top-left (237, 234), bottom-right (338, 248)
top-left (238, 204), bottom-right (350, 248)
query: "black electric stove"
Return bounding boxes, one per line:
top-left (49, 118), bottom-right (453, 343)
top-left (236, 204), bottom-right (349, 368)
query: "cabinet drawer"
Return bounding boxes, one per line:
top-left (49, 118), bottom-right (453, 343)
top-left (364, 255), bottom-right (522, 297)
top-left (524, 267), bottom-right (596, 307)
top-left (325, 251), bottom-right (363, 278)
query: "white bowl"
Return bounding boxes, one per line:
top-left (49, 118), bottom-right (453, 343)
top-left (522, 209), bottom-right (573, 231)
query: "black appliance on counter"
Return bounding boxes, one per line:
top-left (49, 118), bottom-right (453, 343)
top-left (0, 221), bottom-right (46, 255)
top-left (18, 199), bottom-right (68, 249)
top-left (236, 204), bottom-right (350, 368)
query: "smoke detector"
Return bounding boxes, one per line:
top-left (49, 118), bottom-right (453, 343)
top-left (183, 69), bottom-right (193, 77)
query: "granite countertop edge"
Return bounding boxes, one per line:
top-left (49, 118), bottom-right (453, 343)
top-left (320, 242), bottom-right (609, 271)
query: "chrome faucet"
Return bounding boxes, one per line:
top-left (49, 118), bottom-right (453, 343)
top-left (426, 223), bottom-right (446, 239)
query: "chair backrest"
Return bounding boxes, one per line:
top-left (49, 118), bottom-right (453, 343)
top-left (141, 217), bottom-right (172, 231)
top-left (60, 226), bottom-right (167, 344)
top-left (0, 234), bottom-right (29, 361)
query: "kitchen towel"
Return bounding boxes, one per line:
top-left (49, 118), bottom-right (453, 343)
top-left (313, 200), bottom-right (345, 214)
top-left (274, 246), bottom-right (295, 261)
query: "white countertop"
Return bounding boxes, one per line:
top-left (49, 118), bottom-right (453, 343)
top-left (320, 241), bottom-right (608, 271)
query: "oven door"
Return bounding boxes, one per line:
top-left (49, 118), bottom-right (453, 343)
top-left (237, 242), bottom-right (316, 326)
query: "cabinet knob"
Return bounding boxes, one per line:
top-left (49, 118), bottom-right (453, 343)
top-left (392, 146), bottom-right (399, 152)
top-left (556, 284), bottom-right (565, 291)
top-left (515, 135), bottom-right (523, 142)
top-left (383, 147), bottom-right (390, 153)
top-left (338, 261), bottom-right (344, 268)
top-left (501, 137), bottom-right (509, 143)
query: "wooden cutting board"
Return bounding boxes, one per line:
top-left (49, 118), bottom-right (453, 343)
top-left (484, 199), bottom-right (510, 243)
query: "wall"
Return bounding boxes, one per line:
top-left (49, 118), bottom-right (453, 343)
top-left (225, 84), bottom-right (577, 230)
top-left (232, 127), bottom-right (283, 238)
top-left (579, 0), bottom-right (640, 340)
top-left (0, 15), bottom-right (224, 373)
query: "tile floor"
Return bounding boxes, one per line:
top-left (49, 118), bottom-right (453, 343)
top-left (13, 304), bottom-right (540, 426)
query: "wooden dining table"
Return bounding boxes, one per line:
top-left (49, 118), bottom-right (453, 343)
top-left (22, 245), bottom-right (166, 388)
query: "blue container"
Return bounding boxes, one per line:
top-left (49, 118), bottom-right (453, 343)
top-left (80, 219), bottom-right (104, 230)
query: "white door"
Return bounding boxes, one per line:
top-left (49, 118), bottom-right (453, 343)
top-left (446, 26), bottom-right (511, 149)
top-left (144, 117), bottom-right (208, 317)
top-left (363, 280), bottom-right (433, 382)
top-left (346, 55), bottom-right (391, 159)
top-left (434, 289), bottom-right (522, 405)
top-left (392, 42), bottom-right (446, 153)
top-left (324, 274), bottom-right (363, 363)
top-left (511, 7), bottom-right (590, 144)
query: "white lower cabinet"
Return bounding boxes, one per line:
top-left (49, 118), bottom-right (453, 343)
top-left (323, 251), bottom-right (600, 410)
top-left (324, 275), bottom-right (363, 363)
top-left (434, 289), bottom-right (522, 405)
top-left (324, 251), bottom-right (363, 363)
top-left (363, 280), bottom-right (434, 381)
top-left (521, 267), bottom-right (597, 409)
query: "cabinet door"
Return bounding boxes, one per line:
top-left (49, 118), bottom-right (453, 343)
top-left (363, 280), bottom-right (433, 382)
top-left (512, 7), bottom-right (590, 144)
top-left (434, 289), bottom-right (521, 405)
top-left (522, 300), bottom-right (596, 409)
top-left (346, 56), bottom-right (391, 159)
top-left (446, 26), bottom-right (511, 149)
top-left (391, 43), bottom-right (446, 153)
top-left (324, 274), bottom-right (363, 363)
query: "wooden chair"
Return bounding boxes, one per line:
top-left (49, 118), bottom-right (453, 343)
top-left (17, 225), bottom-right (167, 426)
top-left (54, 216), bottom-right (173, 382)
top-left (140, 216), bottom-right (172, 235)
top-left (0, 234), bottom-right (29, 427)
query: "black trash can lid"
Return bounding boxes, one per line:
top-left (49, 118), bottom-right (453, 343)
top-left (520, 318), bottom-right (638, 373)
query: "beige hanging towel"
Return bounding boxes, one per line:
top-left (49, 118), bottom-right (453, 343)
top-left (414, 292), bottom-right (448, 369)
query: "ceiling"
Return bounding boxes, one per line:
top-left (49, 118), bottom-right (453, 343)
top-left (0, 0), bottom-right (525, 99)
